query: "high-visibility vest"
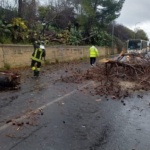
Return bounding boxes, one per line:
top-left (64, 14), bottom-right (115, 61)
top-left (89, 46), bottom-right (99, 57)
top-left (31, 48), bottom-right (43, 62)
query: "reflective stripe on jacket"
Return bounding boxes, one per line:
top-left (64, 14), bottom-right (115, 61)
top-left (31, 48), bottom-right (43, 62)
top-left (89, 46), bottom-right (99, 57)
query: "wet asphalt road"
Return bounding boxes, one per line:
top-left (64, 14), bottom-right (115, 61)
top-left (0, 61), bottom-right (150, 150)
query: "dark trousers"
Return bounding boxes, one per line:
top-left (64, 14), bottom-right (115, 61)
top-left (90, 57), bottom-right (96, 65)
top-left (31, 60), bottom-right (41, 69)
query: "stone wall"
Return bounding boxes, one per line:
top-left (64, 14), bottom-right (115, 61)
top-left (0, 44), bottom-right (118, 68)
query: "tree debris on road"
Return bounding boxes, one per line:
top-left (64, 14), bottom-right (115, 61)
top-left (0, 71), bottom-right (21, 90)
top-left (5, 108), bottom-right (44, 131)
top-left (61, 52), bottom-right (150, 99)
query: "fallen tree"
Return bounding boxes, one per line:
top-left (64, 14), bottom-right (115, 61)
top-left (61, 52), bottom-right (150, 99)
top-left (97, 52), bottom-right (150, 98)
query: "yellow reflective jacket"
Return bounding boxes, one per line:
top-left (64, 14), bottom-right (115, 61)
top-left (31, 48), bottom-right (43, 62)
top-left (89, 46), bottom-right (99, 57)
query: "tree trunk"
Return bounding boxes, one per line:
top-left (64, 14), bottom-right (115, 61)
top-left (18, 0), bottom-right (23, 17)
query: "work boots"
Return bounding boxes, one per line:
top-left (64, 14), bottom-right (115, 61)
top-left (34, 70), bottom-right (40, 77)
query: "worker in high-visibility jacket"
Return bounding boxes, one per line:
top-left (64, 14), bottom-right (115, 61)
top-left (31, 41), bottom-right (45, 77)
top-left (89, 45), bottom-right (99, 66)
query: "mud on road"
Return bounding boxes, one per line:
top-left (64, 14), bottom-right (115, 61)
top-left (0, 60), bottom-right (150, 150)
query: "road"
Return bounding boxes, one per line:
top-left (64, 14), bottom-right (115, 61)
top-left (0, 60), bottom-right (150, 150)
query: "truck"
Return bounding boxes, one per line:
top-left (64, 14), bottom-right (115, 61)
top-left (127, 39), bottom-right (148, 54)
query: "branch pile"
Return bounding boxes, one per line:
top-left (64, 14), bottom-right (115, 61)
top-left (61, 52), bottom-right (150, 99)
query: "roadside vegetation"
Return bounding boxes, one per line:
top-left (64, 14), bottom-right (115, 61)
top-left (0, 0), bottom-right (148, 51)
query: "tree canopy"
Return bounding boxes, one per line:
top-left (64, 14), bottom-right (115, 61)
top-left (0, 0), bottom-right (149, 49)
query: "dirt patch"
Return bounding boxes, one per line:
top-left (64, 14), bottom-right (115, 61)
top-left (119, 81), bottom-right (136, 89)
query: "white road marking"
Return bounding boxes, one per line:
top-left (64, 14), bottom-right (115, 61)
top-left (0, 81), bottom-right (94, 132)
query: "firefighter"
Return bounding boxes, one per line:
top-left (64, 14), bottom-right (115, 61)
top-left (89, 45), bottom-right (99, 66)
top-left (31, 41), bottom-right (45, 77)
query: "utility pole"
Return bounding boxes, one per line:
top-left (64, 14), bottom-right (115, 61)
top-left (18, 0), bottom-right (23, 18)
top-left (134, 22), bottom-right (140, 39)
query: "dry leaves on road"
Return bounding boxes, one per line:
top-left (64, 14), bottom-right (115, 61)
top-left (61, 52), bottom-right (150, 99)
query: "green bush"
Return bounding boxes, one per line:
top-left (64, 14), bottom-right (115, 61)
top-left (67, 28), bottom-right (82, 45)
top-left (0, 36), bottom-right (12, 44)
top-left (4, 63), bottom-right (11, 70)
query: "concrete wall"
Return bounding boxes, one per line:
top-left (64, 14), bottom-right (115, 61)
top-left (0, 44), bottom-right (118, 68)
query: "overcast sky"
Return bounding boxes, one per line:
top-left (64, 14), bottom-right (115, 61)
top-left (116, 0), bottom-right (150, 40)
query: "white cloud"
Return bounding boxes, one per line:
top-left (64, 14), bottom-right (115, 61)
top-left (116, 0), bottom-right (150, 40)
